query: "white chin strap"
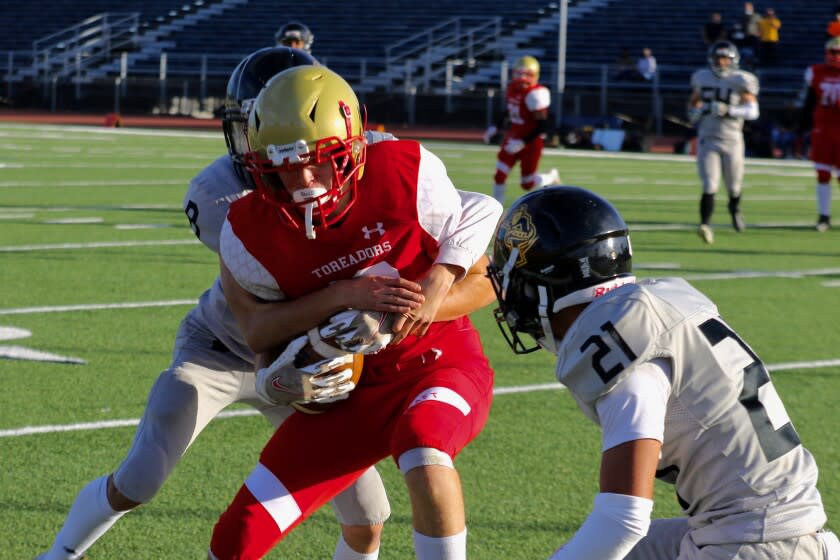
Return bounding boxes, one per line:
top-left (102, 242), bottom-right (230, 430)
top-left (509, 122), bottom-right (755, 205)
top-left (293, 187), bottom-right (328, 239)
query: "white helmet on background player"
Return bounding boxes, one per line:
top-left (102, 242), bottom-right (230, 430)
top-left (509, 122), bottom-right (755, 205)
top-left (707, 41), bottom-right (740, 76)
top-left (275, 21), bottom-right (314, 52)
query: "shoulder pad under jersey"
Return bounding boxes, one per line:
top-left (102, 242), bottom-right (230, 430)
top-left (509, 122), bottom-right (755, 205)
top-left (555, 278), bottom-right (717, 408)
top-left (183, 155), bottom-right (250, 254)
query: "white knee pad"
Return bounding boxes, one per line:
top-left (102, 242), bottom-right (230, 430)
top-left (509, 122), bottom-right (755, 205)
top-left (398, 447), bottom-right (454, 475)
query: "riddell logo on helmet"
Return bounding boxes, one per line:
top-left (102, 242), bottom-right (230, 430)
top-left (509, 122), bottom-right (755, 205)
top-left (592, 278), bottom-right (634, 298)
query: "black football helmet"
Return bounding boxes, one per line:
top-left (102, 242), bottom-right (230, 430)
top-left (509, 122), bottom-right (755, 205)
top-left (275, 21), bottom-right (314, 52)
top-left (222, 46), bottom-right (317, 186)
top-left (487, 186), bottom-right (634, 354)
top-left (707, 40), bottom-right (740, 76)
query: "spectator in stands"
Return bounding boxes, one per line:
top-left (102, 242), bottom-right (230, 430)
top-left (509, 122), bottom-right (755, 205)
top-left (730, 22), bottom-right (755, 69)
top-left (827, 10), bottom-right (840, 38)
top-left (614, 48), bottom-right (641, 81)
top-left (275, 21), bottom-right (314, 52)
top-left (702, 12), bottom-right (727, 47)
top-left (742, 2), bottom-right (762, 54)
top-left (636, 47), bottom-right (657, 81)
top-left (758, 8), bottom-right (781, 66)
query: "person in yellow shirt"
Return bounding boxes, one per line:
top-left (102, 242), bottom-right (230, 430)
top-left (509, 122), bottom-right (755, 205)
top-left (758, 8), bottom-right (781, 65)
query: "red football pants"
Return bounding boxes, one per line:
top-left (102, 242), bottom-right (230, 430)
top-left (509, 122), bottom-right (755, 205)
top-left (210, 325), bottom-right (493, 559)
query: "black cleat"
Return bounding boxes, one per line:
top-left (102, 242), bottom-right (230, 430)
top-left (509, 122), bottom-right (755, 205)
top-left (730, 210), bottom-right (746, 232)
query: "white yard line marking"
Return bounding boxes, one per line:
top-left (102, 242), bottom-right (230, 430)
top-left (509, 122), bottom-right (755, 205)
top-left (0, 213), bottom-right (34, 219)
top-left (0, 180), bottom-right (187, 188)
top-left (822, 280), bottom-right (840, 288)
top-left (2, 359), bottom-right (837, 438)
top-left (0, 300), bottom-right (197, 316)
top-left (3, 267), bottom-right (838, 317)
top-left (0, 239), bottom-right (198, 252)
top-left (0, 123), bottom-right (219, 139)
top-left (0, 346), bottom-right (86, 364)
top-left (42, 217), bottom-right (104, 225)
top-left (114, 224), bottom-right (173, 230)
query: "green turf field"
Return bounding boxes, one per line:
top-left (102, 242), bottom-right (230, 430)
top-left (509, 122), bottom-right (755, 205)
top-left (0, 123), bottom-right (837, 559)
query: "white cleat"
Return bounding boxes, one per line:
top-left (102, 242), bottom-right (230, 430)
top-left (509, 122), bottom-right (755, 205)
top-left (698, 224), bottom-right (714, 244)
top-left (547, 168), bottom-right (560, 186)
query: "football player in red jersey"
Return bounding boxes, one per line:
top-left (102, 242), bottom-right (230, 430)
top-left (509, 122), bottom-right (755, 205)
top-left (209, 66), bottom-right (503, 559)
top-left (485, 55), bottom-right (559, 204)
top-left (800, 37), bottom-right (840, 232)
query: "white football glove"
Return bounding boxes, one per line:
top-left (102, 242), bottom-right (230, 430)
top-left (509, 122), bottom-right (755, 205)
top-left (483, 125), bottom-right (498, 144)
top-left (318, 309), bottom-right (394, 354)
top-left (255, 335), bottom-right (356, 406)
top-left (708, 101), bottom-right (730, 117)
top-left (503, 137), bottom-right (525, 154)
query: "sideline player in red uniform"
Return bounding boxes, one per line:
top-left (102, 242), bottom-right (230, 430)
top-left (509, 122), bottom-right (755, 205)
top-left (209, 65), bottom-right (502, 559)
top-left (800, 36), bottom-right (840, 232)
top-left (485, 55), bottom-right (559, 204)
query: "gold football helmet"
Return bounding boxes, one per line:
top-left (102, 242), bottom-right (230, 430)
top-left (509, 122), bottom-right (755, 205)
top-left (244, 66), bottom-right (366, 238)
top-left (512, 55), bottom-right (540, 86)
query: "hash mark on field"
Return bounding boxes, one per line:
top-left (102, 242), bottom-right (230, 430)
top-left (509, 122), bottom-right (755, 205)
top-left (2, 359), bottom-right (838, 438)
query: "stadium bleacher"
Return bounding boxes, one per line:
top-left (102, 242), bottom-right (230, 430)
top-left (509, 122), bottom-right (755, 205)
top-left (4, 0), bottom-right (830, 89)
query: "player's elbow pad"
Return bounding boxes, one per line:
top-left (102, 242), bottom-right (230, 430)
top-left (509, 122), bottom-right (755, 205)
top-left (729, 101), bottom-right (759, 120)
top-left (549, 493), bottom-right (653, 560)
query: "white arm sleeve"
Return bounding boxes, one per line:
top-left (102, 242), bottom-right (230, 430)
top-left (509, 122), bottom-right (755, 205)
top-left (728, 101), bottom-right (759, 120)
top-left (596, 358), bottom-right (671, 452)
top-left (549, 493), bottom-right (653, 560)
top-left (417, 146), bottom-right (503, 279)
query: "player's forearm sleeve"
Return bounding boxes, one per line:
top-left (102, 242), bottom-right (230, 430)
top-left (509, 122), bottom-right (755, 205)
top-left (548, 493), bottom-right (653, 560)
top-left (728, 101), bottom-right (759, 120)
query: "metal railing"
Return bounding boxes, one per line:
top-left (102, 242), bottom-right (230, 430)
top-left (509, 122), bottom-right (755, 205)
top-left (1, 47), bottom-right (806, 135)
top-left (383, 16), bottom-right (502, 83)
top-left (29, 13), bottom-right (141, 80)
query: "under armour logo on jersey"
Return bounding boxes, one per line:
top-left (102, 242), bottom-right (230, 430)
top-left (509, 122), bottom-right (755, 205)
top-left (361, 222), bottom-right (385, 239)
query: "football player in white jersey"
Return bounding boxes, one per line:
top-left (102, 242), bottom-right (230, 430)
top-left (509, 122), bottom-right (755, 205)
top-left (37, 47), bottom-right (434, 560)
top-left (488, 186), bottom-right (838, 560)
top-left (688, 41), bottom-right (759, 244)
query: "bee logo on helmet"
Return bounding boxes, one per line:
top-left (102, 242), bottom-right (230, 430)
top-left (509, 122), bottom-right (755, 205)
top-left (512, 55), bottom-right (540, 88)
top-left (244, 66), bottom-right (366, 239)
top-left (503, 206), bottom-right (538, 268)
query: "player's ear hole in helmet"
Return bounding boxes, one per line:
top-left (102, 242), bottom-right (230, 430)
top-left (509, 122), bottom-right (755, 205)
top-left (243, 66), bottom-right (367, 239)
top-left (487, 186), bottom-right (634, 354)
top-left (223, 46), bottom-right (317, 187)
